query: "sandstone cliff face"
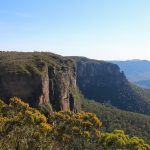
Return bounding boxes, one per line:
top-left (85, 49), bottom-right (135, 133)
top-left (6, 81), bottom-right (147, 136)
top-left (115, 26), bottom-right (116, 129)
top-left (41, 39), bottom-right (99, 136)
top-left (48, 65), bottom-right (79, 111)
top-left (0, 52), bottom-right (80, 112)
top-left (70, 57), bottom-right (150, 115)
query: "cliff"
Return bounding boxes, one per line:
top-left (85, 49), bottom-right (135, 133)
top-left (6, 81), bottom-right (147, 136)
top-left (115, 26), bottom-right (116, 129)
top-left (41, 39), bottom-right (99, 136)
top-left (70, 56), bottom-right (150, 115)
top-left (0, 52), bottom-right (80, 112)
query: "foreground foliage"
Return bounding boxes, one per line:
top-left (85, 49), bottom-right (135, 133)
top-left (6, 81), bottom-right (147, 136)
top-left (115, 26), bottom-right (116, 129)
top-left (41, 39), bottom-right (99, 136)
top-left (81, 98), bottom-right (150, 144)
top-left (0, 97), bottom-right (150, 150)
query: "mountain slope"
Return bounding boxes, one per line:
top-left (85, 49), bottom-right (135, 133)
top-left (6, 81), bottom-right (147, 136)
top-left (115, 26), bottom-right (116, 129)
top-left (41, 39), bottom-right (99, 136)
top-left (111, 60), bottom-right (150, 89)
top-left (81, 98), bottom-right (150, 144)
top-left (134, 79), bottom-right (150, 89)
top-left (70, 57), bottom-right (150, 115)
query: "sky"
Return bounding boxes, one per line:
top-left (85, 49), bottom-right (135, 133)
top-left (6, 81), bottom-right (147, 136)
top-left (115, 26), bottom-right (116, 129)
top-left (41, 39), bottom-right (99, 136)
top-left (0, 0), bottom-right (150, 60)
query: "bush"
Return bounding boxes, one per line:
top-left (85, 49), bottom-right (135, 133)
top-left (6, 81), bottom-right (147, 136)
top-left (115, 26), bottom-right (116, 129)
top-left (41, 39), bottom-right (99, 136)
top-left (0, 97), bottom-right (150, 150)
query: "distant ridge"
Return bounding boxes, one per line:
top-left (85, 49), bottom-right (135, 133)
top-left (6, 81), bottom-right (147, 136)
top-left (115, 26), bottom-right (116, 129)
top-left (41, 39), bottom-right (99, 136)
top-left (111, 60), bottom-right (150, 88)
top-left (70, 56), bottom-right (150, 115)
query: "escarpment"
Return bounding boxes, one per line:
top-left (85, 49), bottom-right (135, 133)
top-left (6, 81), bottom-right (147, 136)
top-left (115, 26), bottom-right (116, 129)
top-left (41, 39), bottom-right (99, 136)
top-left (70, 56), bottom-right (150, 115)
top-left (0, 52), bottom-right (80, 112)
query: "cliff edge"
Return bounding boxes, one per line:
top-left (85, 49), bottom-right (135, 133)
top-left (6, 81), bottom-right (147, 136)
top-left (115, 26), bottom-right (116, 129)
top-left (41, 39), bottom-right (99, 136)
top-left (70, 56), bottom-right (150, 115)
top-left (0, 52), bottom-right (80, 112)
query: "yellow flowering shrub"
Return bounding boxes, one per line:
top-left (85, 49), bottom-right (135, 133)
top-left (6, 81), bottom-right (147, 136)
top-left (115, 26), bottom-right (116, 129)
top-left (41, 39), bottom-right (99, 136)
top-left (0, 97), bottom-right (56, 150)
top-left (0, 100), bottom-right (6, 108)
top-left (0, 116), bottom-right (9, 123)
top-left (25, 110), bottom-right (47, 124)
top-left (72, 126), bottom-right (80, 132)
top-left (40, 122), bottom-right (53, 131)
top-left (0, 97), bottom-right (150, 150)
top-left (48, 111), bottom-right (103, 149)
top-left (101, 130), bottom-right (150, 150)
top-left (10, 97), bottom-right (29, 110)
top-left (62, 134), bottom-right (72, 143)
top-left (81, 131), bottom-right (90, 138)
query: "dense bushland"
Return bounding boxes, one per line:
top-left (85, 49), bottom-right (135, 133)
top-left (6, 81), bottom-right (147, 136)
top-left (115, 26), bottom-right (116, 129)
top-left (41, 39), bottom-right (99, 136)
top-left (81, 98), bottom-right (150, 144)
top-left (0, 97), bottom-right (150, 150)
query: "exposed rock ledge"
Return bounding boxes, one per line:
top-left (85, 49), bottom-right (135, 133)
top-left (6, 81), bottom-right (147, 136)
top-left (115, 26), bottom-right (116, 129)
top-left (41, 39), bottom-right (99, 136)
top-left (0, 52), bottom-right (80, 112)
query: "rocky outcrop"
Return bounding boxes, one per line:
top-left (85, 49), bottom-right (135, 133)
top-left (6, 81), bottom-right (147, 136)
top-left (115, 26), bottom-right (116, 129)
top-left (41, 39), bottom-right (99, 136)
top-left (48, 65), bottom-right (79, 111)
top-left (0, 52), bottom-right (80, 112)
top-left (70, 56), bottom-right (150, 115)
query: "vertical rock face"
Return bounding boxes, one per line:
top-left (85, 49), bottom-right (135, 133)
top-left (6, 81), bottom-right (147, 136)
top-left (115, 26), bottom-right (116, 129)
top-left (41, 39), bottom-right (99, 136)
top-left (70, 57), bottom-right (150, 115)
top-left (0, 52), bottom-right (80, 112)
top-left (48, 65), bottom-right (79, 111)
top-left (39, 68), bottom-right (49, 105)
top-left (71, 57), bottom-right (127, 103)
top-left (0, 73), bottom-right (46, 106)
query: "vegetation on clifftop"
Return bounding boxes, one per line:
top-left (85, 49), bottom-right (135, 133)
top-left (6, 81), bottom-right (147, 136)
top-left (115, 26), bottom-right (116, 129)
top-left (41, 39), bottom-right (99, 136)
top-left (0, 51), bottom-right (75, 75)
top-left (0, 97), bottom-right (150, 150)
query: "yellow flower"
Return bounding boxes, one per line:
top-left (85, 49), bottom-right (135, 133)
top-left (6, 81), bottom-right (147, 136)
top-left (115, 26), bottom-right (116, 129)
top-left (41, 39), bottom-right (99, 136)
top-left (25, 109), bottom-right (47, 124)
top-left (72, 126), bottom-right (80, 133)
top-left (82, 121), bottom-right (93, 127)
top-left (62, 134), bottom-right (72, 142)
top-left (40, 123), bottom-right (53, 131)
top-left (81, 131), bottom-right (90, 138)
top-left (0, 117), bottom-right (9, 123)
top-left (95, 130), bottom-right (101, 138)
top-left (10, 97), bottom-right (29, 110)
